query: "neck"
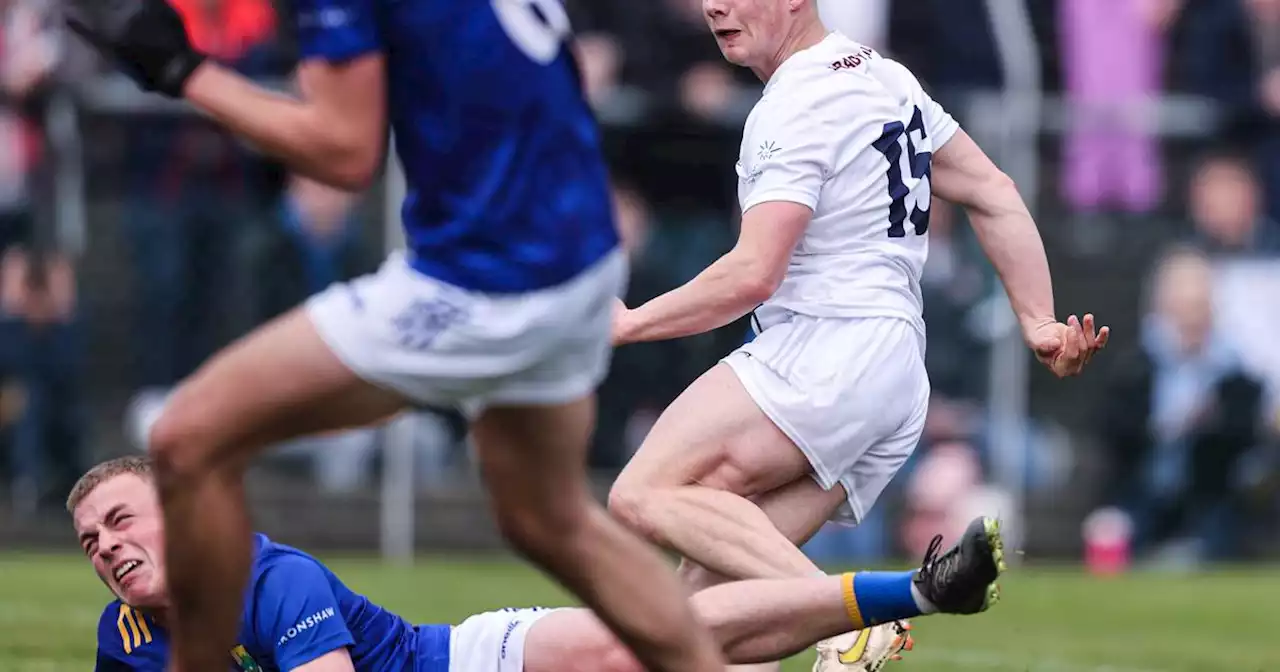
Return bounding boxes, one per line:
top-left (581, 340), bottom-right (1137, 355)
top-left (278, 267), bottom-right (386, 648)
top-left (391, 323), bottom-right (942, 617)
top-left (138, 605), bottom-right (170, 628)
top-left (753, 17), bottom-right (826, 81)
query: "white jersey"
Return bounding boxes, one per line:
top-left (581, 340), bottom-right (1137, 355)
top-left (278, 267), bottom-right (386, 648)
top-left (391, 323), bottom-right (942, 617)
top-left (736, 32), bottom-right (960, 336)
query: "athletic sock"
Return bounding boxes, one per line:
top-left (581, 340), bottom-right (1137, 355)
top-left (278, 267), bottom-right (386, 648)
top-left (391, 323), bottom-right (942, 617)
top-left (840, 571), bottom-right (928, 628)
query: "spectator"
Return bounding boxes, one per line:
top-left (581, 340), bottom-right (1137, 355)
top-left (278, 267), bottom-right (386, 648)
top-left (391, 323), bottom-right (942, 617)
top-left (1058, 0), bottom-right (1174, 214)
top-left (0, 0), bottom-right (87, 512)
top-left (241, 174), bottom-right (379, 492)
top-left (1174, 0), bottom-right (1280, 223)
top-left (569, 0), bottom-right (758, 122)
top-left (574, 33), bottom-right (623, 108)
top-left (0, 0), bottom-right (55, 249)
top-left (1186, 152), bottom-right (1280, 255)
top-left (1099, 247), bottom-right (1268, 562)
top-left (245, 174), bottom-right (375, 325)
top-left (118, 0), bottom-right (286, 422)
top-left (0, 246), bottom-right (84, 513)
top-left (920, 198), bottom-right (989, 401)
top-left (591, 181), bottom-right (663, 469)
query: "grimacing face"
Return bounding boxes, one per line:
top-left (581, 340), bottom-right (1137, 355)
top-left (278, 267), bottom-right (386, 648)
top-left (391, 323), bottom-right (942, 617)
top-left (704, 0), bottom-right (796, 69)
top-left (72, 474), bottom-right (168, 609)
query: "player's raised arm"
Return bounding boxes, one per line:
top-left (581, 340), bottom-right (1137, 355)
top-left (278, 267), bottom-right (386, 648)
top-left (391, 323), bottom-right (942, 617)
top-left (64, 0), bottom-right (386, 190)
top-left (930, 129), bottom-right (1108, 376)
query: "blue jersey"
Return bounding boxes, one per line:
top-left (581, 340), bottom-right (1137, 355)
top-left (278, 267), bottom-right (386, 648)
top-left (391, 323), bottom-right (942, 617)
top-left (294, 0), bottom-right (620, 293)
top-left (93, 534), bottom-right (452, 672)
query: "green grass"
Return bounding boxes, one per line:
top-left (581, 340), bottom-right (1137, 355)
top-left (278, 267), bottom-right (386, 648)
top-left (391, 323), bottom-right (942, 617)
top-left (2, 553), bottom-right (1279, 671)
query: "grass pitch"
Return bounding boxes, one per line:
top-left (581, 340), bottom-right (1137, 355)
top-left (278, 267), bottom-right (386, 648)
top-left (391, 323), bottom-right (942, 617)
top-left (2, 553), bottom-right (1276, 671)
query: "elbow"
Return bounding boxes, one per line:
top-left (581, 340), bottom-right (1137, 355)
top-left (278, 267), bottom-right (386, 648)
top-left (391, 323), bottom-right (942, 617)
top-left (991, 170), bottom-right (1020, 195)
top-left (741, 278), bottom-right (779, 306)
top-left (326, 146), bottom-right (380, 191)
top-left (299, 120), bottom-right (381, 191)
top-left (735, 264), bottom-right (783, 306)
top-left (985, 171), bottom-right (1022, 207)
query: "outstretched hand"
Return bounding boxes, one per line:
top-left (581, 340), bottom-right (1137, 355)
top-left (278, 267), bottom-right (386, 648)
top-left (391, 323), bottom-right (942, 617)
top-left (1026, 314), bottom-right (1109, 378)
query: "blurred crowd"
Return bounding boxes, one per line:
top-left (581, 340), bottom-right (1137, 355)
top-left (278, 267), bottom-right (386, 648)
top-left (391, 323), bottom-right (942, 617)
top-left (2, 0), bottom-right (1280, 565)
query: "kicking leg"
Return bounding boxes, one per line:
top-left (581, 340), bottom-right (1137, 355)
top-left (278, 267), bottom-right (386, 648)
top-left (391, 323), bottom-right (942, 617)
top-left (674, 477), bottom-right (870, 672)
top-left (473, 398), bottom-right (725, 672)
top-left (523, 574), bottom-right (908, 672)
top-left (524, 514), bottom-right (1009, 672)
top-left (146, 308), bottom-right (407, 671)
top-left (608, 363), bottom-right (822, 581)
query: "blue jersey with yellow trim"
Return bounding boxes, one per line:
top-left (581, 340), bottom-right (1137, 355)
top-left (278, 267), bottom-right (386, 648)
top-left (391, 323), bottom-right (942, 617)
top-left (293, 0), bottom-right (619, 293)
top-left (93, 534), bottom-right (451, 672)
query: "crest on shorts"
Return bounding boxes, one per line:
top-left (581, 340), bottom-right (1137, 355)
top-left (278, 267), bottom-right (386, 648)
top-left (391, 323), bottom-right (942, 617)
top-left (391, 297), bottom-right (469, 350)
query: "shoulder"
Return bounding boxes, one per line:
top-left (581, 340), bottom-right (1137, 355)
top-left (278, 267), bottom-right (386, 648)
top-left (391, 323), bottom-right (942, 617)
top-left (252, 539), bottom-right (333, 593)
top-left (98, 600), bottom-right (124, 628)
top-left (98, 600), bottom-right (157, 657)
top-left (97, 600), bottom-right (135, 639)
top-left (757, 41), bottom-right (895, 128)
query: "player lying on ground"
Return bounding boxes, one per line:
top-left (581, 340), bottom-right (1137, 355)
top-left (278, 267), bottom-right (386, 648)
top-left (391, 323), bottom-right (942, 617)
top-left (62, 0), bottom-right (725, 670)
top-left (70, 458), bottom-right (1030, 672)
top-left (606, 1), bottom-right (1107, 670)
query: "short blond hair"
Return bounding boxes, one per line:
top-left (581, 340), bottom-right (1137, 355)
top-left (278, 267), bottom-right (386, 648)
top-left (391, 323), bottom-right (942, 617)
top-left (66, 455), bottom-right (153, 514)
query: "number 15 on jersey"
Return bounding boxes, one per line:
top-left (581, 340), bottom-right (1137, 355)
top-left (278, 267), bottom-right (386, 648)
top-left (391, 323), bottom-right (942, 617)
top-left (872, 105), bottom-right (932, 239)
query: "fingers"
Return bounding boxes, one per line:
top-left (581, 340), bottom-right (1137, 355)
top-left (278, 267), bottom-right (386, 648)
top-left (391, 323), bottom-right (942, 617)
top-left (1054, 314), bottom-right (1110, 377)
top-left (1082, 314), bottom-right (1097, 350)
top-left (1065, 315), bottom-right (1085, 359)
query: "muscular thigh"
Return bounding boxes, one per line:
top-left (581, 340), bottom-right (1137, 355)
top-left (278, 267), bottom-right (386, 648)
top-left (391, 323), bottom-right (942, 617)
top-left (157, 307), bottom-right (408, 465)
top-left (679, 477), bottom-right (849, 590)
top-left (522, 609), bottom-right (642, 672)
top-left (616, 362), bottom-right (812, 498)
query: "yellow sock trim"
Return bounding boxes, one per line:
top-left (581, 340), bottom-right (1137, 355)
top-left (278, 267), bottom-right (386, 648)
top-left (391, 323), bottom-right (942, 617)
top-left (840, 572), bottom-right (866, 629)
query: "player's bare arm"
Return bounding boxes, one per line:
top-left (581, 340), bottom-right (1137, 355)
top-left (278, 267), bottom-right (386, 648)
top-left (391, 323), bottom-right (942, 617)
top-left (931, 129), bottom-right (1109, 376)
top-left (65, 0), bottom-right (386, 191)
top-left (184, 58), bottom-right (387, 190)
top-left (612, 201), bottom-right (810, 345)
top-left (289, 649), bottom-right (356, 672)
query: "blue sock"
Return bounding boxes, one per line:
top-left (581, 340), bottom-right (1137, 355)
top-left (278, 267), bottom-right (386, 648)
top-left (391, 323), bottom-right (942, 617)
top-left (846, 571), bottom-right (923, 628)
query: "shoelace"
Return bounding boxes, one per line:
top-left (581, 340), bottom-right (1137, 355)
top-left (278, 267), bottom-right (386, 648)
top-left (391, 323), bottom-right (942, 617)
top-left (917, 533), bottom-right (957, 589)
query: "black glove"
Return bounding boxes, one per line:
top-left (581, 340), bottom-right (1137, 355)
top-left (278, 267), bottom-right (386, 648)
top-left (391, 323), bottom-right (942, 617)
top-left (65, 0), bottom-right (206, 98)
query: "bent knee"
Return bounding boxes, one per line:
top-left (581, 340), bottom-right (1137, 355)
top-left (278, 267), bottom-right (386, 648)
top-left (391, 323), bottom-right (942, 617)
top-left (146, 401), bottom-right (234, 483)
top-left (605, 484), bottom-right (664, 541)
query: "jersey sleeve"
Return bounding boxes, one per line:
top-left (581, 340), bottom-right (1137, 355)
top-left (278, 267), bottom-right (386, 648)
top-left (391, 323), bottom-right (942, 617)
top-left (920, 90), bottom-right (960, 151)
top-left (252, 555), bottom-right (355, 671)
top-left (740, 98), bottom-right (836, 213)
top-left (294, 0), bottom-right (382, 62)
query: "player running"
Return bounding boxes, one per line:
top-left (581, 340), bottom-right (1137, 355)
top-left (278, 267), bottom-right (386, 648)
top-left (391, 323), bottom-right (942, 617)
top-left (74, 456), bottom-right (993, 672)
top-left (607, 0), bottom-right (1108, 669)
top-left (63, 1), bottom-right (724, 671)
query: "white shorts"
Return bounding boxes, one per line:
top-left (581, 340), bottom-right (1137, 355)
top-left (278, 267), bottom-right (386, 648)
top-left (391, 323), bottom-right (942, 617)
top-left (307, 250), bottom-right (627, 418)
top-left (724, 312), bottom-right (929, 525)
top-left (448, 607), bottom-right (561, 672)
